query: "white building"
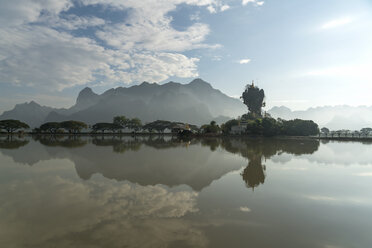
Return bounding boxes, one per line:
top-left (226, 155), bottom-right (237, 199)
top-left (230, 121), bottom-right (248, 135)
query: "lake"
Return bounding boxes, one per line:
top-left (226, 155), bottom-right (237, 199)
top-left (1, 135), bottom-right (372, 248)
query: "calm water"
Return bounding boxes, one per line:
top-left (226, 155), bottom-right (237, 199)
top-left (1, 136), bottom-right (372, 248)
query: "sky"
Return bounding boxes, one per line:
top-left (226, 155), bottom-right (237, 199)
top-left (0, 0), bottom-right (371, 114)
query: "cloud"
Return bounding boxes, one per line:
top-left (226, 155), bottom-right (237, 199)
top-left (239, 206), bottom-right (251, 212)
top-left (238, 59), bottom-right (251, 64)
top-left (0, 175), bottom-right (204, 248)
top-left (95, 22), bottom-right (212, 52)
top-left (40, 14), bottom-right (106, 30)
top-left (0, 0), bottom-right (72, 27)
top-left (0, 0), bottom-right (222, 91)
top-left (321, 17), bottom-right (352, 29)
top-left (353, 172), bottom-right (372, 177)
top-left (220, 5), bottom-right (230, 12)
top-left (242, 0), bottom-right (264, 6)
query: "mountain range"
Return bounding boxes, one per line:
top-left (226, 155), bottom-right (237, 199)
top-left (2, 78), bottom-right (371, 130)
top-left (0, 79), bottom-right (246, 127)
top-left (268, 106), bottom-right (372, 130)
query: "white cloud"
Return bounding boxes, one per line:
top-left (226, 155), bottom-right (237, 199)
top-left (321, 17), bottom-right (352, 29)
top-left (220, 4), bottom-right (230, 12)
top-left (190, 12), bottom-right (201, 21)
top-left (242, 0), bottom-right (264, 6)
top-left (304, 195), bottom-right (371, 205)
top-left (353, 172), bottom-right (372, 177)
top-left (0, 175), bottom-right (203, 248)
top-left (95, 22), bottom-right (212, 52)
top-left (0, 25), bottom-right (201, 90)
top-left (239, 59), bottom-right (251, 64)
top-left (207, 5), bottom-right (217, 13)
top-left (239, 206), bottom-right (251, 212)
top-left (40, 14), bottom-right (106, 30)
top-left (0, 0), bottom-right (223, 91)
top-left (0, 0), bottom-right (72, 27)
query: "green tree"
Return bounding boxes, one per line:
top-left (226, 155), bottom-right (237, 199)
top-left (39, 122), bottom-right (61, 134)
top-left (221, 119), bottom-right (239, 134)
top-left (201, 121), bottom-right (220, 134)
top-left (0, 119), bottom-right (29, 134)
top-left (360, 128), bottom-right (372, 134)
top-left (282, 119), bottom-right (319, 136)
top-left (241, 82), bottom-right (265, 119)
top-left (143, 120), bottom-right (172, 133)
top-left (262, 117), bottom-right (281, 136)
top-left (92, 123), bottom-right (121, 133)
top-left (128, 118), bottom-right (142, 133)
top-left (113, 116), bottom-right (128, 129)
top-left (60, 121), bottom-right (87, 134)
top-left (321, 127), bottom-right (330, 134)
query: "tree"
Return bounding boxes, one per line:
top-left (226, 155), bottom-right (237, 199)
top-left (221, 119), bottom-right (239, 134)
top-left (143, 120), bottom-right (172, 133)
top-left (60, 121), bottom-right (87, 134)
top-left (321, 127), bottom-right (330, 134)
top-left (92, 123), bottom-right (121, 133)
top-left (113, 116), bottom-right (128, 129)
top-left (282, 119), bottom-right (319, 136)
top-left (201, 121), bottom-right (220, 134)
top-left (0, 119), bottom-right (29, 134)
top-left (241, 82), bottom-right (265, 119)
top-left (261, 117), bottom-right (281, 136)
top-left (360, 128), bottom-right (372, 134)
top-left (39, 122), bottom-right (61, 134)
top-left (127, 118), bottom-right (142, 133)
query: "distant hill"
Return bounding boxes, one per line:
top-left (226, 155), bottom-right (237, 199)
top-left (0, 101), bottom-right (55, 128)
top-left (0, 79), bottom-right (246, 127)
top-left (268, 105), bottom-right (372, 130)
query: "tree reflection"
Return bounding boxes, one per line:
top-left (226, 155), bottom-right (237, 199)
top-left (0, 136), bottom-right (29, 149)
top-left (92, 136), bottom-right (142, 153)
top-left (0, 135), bottom-right (320, 191)
top-left (34, 135), bottom-right (87, 148)
top-left (220, 137), bottom-right (320, 190)
top-left (241, 154), bottom-right (266, 190)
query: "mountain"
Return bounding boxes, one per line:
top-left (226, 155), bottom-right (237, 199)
top-left (268, 105), bottom-right (372, 130)
top-left (0, 79), bottom-right (246, 127)
top-left (0, 101), bottom-right (55, 128)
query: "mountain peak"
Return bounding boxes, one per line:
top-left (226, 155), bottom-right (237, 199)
top-left (76, 87), bottom-right (99, 107)
top-left (188, 78), bottom-right (212, 89)
top-left (77, 87), bottom-right (97, 99)
top-left (28, 101), bottom-right (41, 107)
top-left (79, 87), bottom-right (94, 95)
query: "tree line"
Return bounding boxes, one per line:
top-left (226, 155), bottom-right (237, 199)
top-left (0, 117), bottom-right (197, 135)
top-left (0, 116), bottom-right (319, 136)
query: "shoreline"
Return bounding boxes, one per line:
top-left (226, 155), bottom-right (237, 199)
top-left (1, 133), bottom-right (372, 142)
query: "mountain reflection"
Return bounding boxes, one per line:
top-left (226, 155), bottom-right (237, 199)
top-left (0, 136), bottom-right (320, 190)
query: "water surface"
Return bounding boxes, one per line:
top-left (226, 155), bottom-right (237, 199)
top-left (1, 136), bottom-right (372, 248)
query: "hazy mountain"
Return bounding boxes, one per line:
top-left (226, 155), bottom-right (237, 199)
top-left (0, 101), bottom-right (55, 128)
top-left (0, 79), bottom-right (246, 127)
top-left (268, 105), bottom-right (372, 130)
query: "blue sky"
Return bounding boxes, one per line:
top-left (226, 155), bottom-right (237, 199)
top-left (0, 0), bottom-right (371, 113)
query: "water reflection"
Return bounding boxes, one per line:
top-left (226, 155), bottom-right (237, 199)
top-left (220, 138), bottom-right (320, 189)
top-left (0, 136), bottom-right (321, 191)
top-left (1, 136), bottom-right (372, 248)
top-left (34, 135), bottom-right (87, 148)
top-left (0, 136), bottom-right (29, 149)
